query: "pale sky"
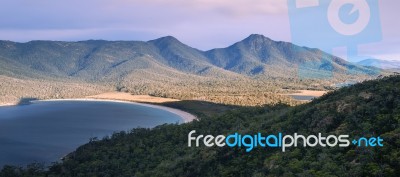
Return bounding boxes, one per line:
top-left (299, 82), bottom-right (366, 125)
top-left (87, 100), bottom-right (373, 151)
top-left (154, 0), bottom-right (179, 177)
top-left (0, 0), bottom-right (398, 61)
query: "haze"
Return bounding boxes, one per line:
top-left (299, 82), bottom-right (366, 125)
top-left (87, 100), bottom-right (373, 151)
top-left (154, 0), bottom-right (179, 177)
top-left (0, 0), bottom-right (398, 61)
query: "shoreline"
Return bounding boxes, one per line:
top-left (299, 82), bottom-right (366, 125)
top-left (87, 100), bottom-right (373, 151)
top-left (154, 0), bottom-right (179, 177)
top-left (1, 98), bottom-right (196, 123)
top-left (281, 90), bottom-right (327, 97)
top-left (0, 103), bottom-right (15, 107)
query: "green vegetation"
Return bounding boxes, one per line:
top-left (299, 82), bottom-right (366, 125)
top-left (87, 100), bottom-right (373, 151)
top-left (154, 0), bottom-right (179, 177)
top-left (2, 76), bottom-right (399, 176)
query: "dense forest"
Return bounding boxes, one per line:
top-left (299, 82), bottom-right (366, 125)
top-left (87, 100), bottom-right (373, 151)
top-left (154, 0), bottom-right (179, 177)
top-left (1, 76), bottom-right (399, 177)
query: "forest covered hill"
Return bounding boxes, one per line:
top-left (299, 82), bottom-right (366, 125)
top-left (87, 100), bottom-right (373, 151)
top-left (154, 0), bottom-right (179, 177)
top-left (2, 76), bottom-right (399, 177)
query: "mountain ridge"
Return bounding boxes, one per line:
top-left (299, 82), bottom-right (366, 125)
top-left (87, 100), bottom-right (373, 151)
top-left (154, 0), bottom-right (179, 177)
top-left (357, 58), bottom-right (400, 71)
top-left (0, 34), bottom-right (392, 107)
top-left (0, 34), bottom-right (381, 82)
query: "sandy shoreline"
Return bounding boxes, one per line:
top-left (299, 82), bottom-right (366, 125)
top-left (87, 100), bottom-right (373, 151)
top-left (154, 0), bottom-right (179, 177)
top-left (0, 103), bottom-right (15, 107)
top-left (282, 90), bottom-right (328, 97)
top-left (1, 98), bottom-right (196, 123)
top-left (86, 92), bottom-right (180, 103)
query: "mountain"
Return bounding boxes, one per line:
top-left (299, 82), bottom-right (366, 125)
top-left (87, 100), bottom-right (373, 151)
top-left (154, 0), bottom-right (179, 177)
top-left (0, 39), bottom-right (242, 82)
top-left (357, 58), bottom-right (400, 70)
top-left (0, 34), bottom-right (386, 105)
top-left (6, 75), bottom-right (399, 176)
top-left (0, 34), bottom-right (380, 81)
top-left (205, 34), bottom-right (379, 78)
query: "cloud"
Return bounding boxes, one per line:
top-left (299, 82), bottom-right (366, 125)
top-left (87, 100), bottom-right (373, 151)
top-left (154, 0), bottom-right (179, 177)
top-left (0, 0), bottom-right (287, 30)
top-left (139, 0), bottom-right (288, 16)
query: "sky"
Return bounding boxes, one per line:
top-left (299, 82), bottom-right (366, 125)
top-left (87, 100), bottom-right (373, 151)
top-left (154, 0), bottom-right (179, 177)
top-left (0, 0), bottom-right (398, 61)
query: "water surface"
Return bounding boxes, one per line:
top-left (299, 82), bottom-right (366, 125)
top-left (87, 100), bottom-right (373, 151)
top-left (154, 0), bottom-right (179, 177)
top-left (0, 100), bottom-right (182, 167)
top-left (289, 95), bottom-right (316, 101)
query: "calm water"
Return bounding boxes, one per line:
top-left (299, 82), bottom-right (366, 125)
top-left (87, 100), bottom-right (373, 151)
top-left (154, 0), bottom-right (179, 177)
top-left (0, 100), bottom-right (182, 167)
top-left (290, 95), bottom-right (316, 101)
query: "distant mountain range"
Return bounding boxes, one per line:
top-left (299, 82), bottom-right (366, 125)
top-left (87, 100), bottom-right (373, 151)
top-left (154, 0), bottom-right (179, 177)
top-left (357, 58), bottom-right (400, 70)
top-left (0, 34), bottom-right (381, 82)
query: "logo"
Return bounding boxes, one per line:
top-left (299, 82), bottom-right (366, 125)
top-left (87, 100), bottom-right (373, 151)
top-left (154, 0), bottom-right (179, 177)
top-left (327, 0), bottom-right (371, 36)
top-left (188, 130), bottom-right (384, 152)
top-left (287, 0), bottom-right (382, 78)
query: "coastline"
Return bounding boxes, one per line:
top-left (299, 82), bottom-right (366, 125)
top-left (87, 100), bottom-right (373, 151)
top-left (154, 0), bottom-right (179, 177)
top-left (281, 90), bottom-right (327, 97)
top-left (1, 98), bottom-right (196, 123)
top-left (0, 103), bottom-right (15, 107)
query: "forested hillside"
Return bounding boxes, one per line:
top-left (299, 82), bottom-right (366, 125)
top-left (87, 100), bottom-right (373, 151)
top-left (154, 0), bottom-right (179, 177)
top-left (3, 76), bottom-right (398, 177)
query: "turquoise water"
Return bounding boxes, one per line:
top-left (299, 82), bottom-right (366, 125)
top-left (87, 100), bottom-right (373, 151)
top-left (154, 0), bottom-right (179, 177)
top-left (0, 100), bottom-right (182, 167)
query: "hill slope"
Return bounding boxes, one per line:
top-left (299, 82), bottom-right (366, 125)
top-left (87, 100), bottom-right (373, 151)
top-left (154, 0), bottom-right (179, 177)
top-left (0, 39), bottom-right (242, 82)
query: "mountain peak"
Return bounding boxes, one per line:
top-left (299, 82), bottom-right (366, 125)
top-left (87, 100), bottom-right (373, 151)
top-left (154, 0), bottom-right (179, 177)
top-left (240, 34), bottom-right (275, 47)
top-left (248, 34), bottom-right (266, 38)
top-left (148, 35), bottom-right (186, 48)
top-left (151, 36), bottom-right (179, 43)
top-left (245, 34), bottom-right (272, 41)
